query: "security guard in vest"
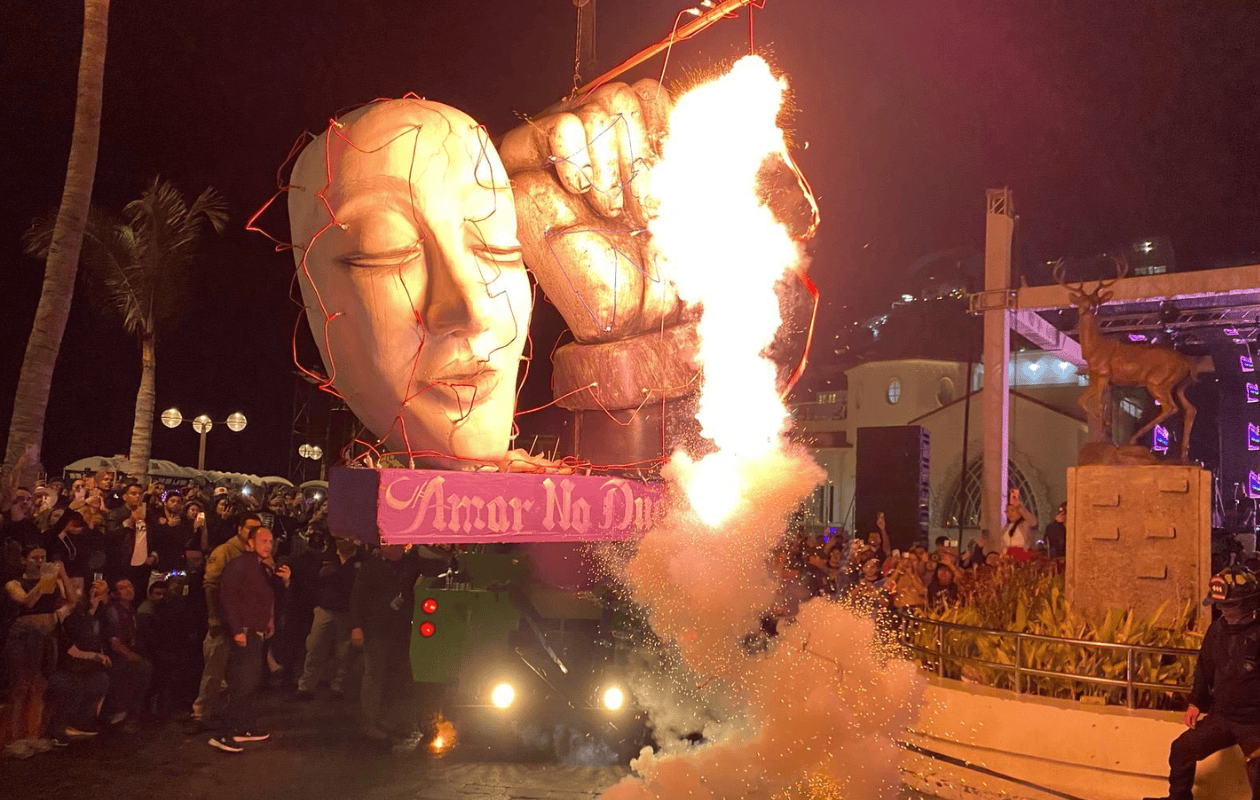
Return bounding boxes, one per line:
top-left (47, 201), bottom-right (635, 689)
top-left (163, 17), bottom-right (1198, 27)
top-left (1148, 566), bottom-right (1260, 800)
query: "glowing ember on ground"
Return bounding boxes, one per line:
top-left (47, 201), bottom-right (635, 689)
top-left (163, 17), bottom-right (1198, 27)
top-left (428, 714), bottom-right (456, 756)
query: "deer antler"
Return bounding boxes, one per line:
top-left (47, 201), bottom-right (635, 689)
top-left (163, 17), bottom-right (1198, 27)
top-left (1053, 259), bottom-right (1088, 298)
top-left (1096, 256), bottom-right (1130, 290)
top-left (1089, 256), bottom-right (1130, 305)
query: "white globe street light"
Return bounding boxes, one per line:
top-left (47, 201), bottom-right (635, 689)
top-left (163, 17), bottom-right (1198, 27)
top-left (299, 443), bottom-right (325, 481)
top-left (299, 443), bottom-right (323, 461)
top-left (163, 409), bottom-right (248, 471)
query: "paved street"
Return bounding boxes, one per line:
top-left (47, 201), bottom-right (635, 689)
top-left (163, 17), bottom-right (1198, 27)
top-left (5, 694), bottom-right (628, 800)
top-left (5, 690), bottom-right (938, 800)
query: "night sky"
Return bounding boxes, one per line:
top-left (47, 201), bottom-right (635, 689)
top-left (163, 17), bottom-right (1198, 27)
top-left (2, 0), bottom-right (1258, 478)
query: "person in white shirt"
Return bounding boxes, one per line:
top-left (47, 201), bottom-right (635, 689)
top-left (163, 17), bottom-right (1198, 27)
top-left (998, 488), bottom-right (1038, 556)
top-left (106, 483), bottom-right (157, 591)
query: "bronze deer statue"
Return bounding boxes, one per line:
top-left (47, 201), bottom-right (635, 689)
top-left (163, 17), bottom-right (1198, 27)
top-left (1054, 259), bottom-right (1214, 462)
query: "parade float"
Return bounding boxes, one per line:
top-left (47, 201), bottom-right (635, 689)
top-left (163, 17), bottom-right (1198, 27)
top-left (248, 2), bottom-right (1259, 798)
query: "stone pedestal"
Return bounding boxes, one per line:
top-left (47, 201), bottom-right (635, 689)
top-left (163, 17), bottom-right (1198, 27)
top-left (1066, 465), bottom-right (1212, 630)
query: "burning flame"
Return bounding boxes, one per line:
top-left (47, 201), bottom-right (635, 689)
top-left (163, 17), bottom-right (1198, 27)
top-left (649, 56), bottom-right (803, 526)
top-left (604, 58), bottom-right (921, 800)
top-left (428, 714), bottom-right (456, 756)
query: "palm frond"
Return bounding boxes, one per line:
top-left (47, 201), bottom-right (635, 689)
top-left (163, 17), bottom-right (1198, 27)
top-left (24, 177), bottom-right (226, 340)
top-left (84, 221), bottom-right (148, 335)
top-left (20, 211), bottom-right (60, 260)
top-left (187, 186), bottom-right (229, 236)
top-left (121, 177), bottom-right (228, 331)
top-left (23, 206), bottom-right (149, 335)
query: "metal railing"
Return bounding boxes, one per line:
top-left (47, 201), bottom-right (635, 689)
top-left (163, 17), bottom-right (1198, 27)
top-left (791, 399), bottom-right (847, 422)
top-left (895, 611), bottom-right (1199, 709)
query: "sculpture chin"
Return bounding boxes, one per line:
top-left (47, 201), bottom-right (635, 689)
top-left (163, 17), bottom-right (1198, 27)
top-left (369, 405), bottom-right (515, 467)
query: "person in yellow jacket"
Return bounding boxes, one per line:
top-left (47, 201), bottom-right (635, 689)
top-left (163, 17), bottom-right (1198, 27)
top-left (190, 513), bottom-right (261, 727)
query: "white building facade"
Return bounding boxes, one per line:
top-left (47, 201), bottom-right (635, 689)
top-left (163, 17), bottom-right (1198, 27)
top-left (795, 356), bottom-right (1089, 548)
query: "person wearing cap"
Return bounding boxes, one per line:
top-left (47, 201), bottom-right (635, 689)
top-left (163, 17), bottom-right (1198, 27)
top-left (1146, 566), bottom-right (1260, 800)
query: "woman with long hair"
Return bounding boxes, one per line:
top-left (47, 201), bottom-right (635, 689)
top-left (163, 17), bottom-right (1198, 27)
top-left (184, 500), bottom-right (209, 555)
top-left (3, 545), bottom-right (72, 750)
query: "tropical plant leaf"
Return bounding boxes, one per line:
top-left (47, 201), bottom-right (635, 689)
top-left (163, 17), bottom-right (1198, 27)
top-left (904, 570), bottom-right (1201, 709)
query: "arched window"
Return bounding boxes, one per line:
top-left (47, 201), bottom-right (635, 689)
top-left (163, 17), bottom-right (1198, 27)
top-left (944, 460), bottom-right (1038, 528)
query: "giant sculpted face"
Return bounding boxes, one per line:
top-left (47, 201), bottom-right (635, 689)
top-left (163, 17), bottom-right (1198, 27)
top-left (288, 101), bottom-right (531, 465)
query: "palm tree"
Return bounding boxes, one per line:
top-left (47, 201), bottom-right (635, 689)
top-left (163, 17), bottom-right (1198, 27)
top-left (4, 0), bottom-right (111, 483)
top-left (24, 178), bottom-right (227, 482)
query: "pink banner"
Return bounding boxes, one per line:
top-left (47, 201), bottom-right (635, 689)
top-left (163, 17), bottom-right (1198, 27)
top-left (375, 468), bottom-right (663, 544)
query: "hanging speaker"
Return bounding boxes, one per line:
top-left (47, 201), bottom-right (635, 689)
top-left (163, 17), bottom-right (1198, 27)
top-left (855, 425), bottom-right (930, 552)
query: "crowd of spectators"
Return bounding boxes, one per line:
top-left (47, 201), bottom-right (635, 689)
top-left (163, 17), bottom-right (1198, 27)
top-left (0, 469), bottom-right (434, 758)
top-left (775, 497), bottom-right (1068, 624)
top-left (2, 466), bottom-right (1071, 758)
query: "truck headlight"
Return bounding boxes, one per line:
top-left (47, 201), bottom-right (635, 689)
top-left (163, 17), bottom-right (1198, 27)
top-left (491, 682), bottom-right (516, 709)
top-left (602, 686), bottom-right (625, 711)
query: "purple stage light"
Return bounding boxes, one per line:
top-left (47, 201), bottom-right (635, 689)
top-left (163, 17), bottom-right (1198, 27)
top-left (1153, 425), bottom-right (1170, 454)
top-left (1249, 383), bottom-right (1260, 404)
top-left (1250, 423), bottom-right (1260, 451)
top-left (1243, 355), bottom-right (1255, 373)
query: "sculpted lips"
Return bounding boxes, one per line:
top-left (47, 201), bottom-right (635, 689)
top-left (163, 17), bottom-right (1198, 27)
top-left (424, 363), bottom-right (500, 414)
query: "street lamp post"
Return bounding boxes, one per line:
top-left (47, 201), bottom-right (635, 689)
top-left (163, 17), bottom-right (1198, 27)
top-left (298, 443), bottom-right (325, 481)
top-left (162, 408), bottom-right (248, 471)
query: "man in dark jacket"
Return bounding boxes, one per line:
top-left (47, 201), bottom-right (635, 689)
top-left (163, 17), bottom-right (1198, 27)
top-left (102, 577), bottom-right (152, 731)
top-left (191, 512), bottom-right (260, 727)
top-left (1044, 502), bottom-right (1067, 560)
top-left (350, 544), bottom-right (422, 740)
top-left (149, 490), bottom-right (191, 572)
top-left (209, 526), bottom-right (276, 753)
top-left (296, 537), bottom-right (360, 700)
top-left (1147, 567), bottom-right (1260, 800)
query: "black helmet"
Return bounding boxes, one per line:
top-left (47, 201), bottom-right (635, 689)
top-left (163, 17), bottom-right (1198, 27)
top-left (1203, 566), bottom-right (1260, 606)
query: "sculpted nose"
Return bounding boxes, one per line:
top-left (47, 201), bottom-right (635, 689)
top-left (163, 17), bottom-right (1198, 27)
top-left (425, 245), bottom-right (496, 338)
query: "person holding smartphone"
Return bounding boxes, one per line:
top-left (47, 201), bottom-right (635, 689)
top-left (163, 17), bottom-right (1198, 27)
top-left (183, 501), bottom-right (209, 554)
top-left (2, 487), bottom-right (42, 551)
top-left (106, 483), bottom-right (158, 593)
top-left (4, 546), bottom-right (70, 745)
top-left (46, 578), bottom-right (113, 743)
top-left (151, 490), bottom-right (191, 572)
